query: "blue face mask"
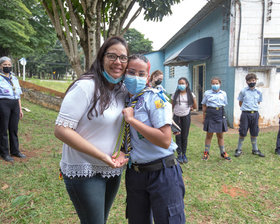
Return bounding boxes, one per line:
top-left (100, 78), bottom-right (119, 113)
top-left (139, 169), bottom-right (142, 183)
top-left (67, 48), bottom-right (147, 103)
top-left (102, 70), bottom-right (123, 84)
top-left (211, 84), bottom-right (220, 91)
top-left (124, 74), bottom-right (147, 95)
top-left (177, 84), bottom-right (186, 91)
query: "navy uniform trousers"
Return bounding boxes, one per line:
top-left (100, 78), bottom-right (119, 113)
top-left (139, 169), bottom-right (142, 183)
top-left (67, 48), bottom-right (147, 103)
top-left (125, 162), bottom-right (185, 224)
top-left (0, 99), bottom-right (20, 157)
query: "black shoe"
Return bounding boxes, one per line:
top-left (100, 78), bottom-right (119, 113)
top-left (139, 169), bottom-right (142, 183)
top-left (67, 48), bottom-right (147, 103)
top-left (182, 154), bottom-right (188, 163)
top-left (234, 149), bottom-right (242, 157)
top-left (11, 152), bottom-right (26, 158)
top-left (252, 150), bottom-right (265, 157)
top-left (275, 149), bottom-right (280, 155)
top-left (1, 155), bottom-right (14, 162)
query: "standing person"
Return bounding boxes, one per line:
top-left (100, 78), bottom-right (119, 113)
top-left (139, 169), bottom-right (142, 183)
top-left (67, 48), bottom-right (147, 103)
top-left (54, 36), bottom-right (129, 224)
top-left (201, 77), bottom-right (231, 161)
top-left (123, 54), bottom-right (185, 224)
top-left (234, 73), bottom-right (265, 157)
top-left (171, 77), bottom-right (197, 163)
top-left (275, 90), bottom-right (280, 156)
top-left (0, 56), bottom-right (25, 162)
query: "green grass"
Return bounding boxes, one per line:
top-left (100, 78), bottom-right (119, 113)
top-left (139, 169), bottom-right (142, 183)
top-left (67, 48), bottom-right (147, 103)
top-left (24, 78), bottom-right (72, 93)
top-left (0, 99), bottom-right (280, 223)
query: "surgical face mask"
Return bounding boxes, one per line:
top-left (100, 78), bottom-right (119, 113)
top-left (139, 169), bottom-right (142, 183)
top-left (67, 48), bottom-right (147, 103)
top-left (248, 82), bottom-right (256, 88)
top-left (3, 67), bottom-right (12, 74)
top-left (124, 74), bottom-right (147, 95)
top-left (155, 80), bottom-right (162, 85)
top-left (211, 84), bottom-right (220, 91)
top-left (177, 84), bottom-right (186, 91)
top-left (102, 70), bottom-right (123, 84)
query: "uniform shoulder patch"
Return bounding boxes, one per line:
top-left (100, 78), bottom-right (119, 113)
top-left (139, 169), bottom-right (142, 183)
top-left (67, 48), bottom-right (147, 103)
top-left (154, 99), bottom-right (165, 109)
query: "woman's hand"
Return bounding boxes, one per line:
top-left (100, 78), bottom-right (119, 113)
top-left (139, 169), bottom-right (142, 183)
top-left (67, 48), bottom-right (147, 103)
top-left (112, 151), bottom-right (129, 167)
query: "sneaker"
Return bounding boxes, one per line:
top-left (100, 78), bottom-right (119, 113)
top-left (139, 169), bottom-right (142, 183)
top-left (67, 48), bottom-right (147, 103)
top-left (221, 152), bottom-right (231, 161)
top-left (252, 150), bottom-right (265, 157)
top-left (275, 149), bottom-right (280, 155)
top-left (11, 152), bottom-right (26, 159)
top-left (177, 154), bottom-right (184, 164)
top-left (202, 151), bottom-right (209, 160)
top-left (234, 149), bottom-right (242, 157)
top-left (182, 154), bottom-right (188, 163)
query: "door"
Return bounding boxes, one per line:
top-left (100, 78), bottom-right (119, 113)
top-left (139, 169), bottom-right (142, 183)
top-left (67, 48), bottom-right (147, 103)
top-left (192, 64), bottom-right (205, 110)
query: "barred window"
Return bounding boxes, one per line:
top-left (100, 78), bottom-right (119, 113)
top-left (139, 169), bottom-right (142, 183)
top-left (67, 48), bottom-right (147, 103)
top-left (169, 66), bottom-right (175, 78)
top-left (263, 38), bottom-right (280, 72)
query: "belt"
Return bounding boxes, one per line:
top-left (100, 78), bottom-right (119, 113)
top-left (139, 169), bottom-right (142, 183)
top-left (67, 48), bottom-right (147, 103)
top-left (243, 111), bottom-right (257, 114)
top-left (131, 154), bottom-right (177, 173)
top-left (207, 106), bottom-right (223, 110)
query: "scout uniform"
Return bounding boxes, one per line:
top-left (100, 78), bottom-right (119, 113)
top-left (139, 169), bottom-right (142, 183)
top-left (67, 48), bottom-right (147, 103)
top-left (201, 89), bottom-right (228, 133)
top-left (125, 88), bottom-right (185, 224)
top-left (237, 87), bottom-right (262, 137)
top-left (0, 72), bottom-right (22, 158)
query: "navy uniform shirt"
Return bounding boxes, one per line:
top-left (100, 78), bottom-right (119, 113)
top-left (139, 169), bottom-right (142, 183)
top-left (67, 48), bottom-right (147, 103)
top-left (0, 73), bottom-right (22, 99)
top-left (238, 87), bottom-right (262, 111)
top-left (201, 89), bottom-right (228, 107)
top-left (128, 89), bottom-right (177, 164)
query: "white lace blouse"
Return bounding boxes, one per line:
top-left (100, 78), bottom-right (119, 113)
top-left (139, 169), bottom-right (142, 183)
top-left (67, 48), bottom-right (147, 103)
top-left (55, 79), bottom-right (126, 178)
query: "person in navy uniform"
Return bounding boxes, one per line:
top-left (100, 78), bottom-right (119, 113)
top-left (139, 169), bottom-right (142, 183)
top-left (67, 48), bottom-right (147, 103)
top-left (276, 90), bottom-right (280, 156)
top-left (235, 73), bottom-right (265, 157)
top-left (123, 54), bottom-right (185, 224)
top-left (201, 77), bottom-right (231, 161)
top-left (0, 56), bottom-right (26, 162)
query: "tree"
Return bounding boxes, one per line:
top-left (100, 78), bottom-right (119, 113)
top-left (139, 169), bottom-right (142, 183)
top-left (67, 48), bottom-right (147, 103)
top-left (41, 0), bottom-right (181, 76)
top-left (124, 28), bottom-right (153, 54)
top-left (0, 0), bottom-right (35, 57)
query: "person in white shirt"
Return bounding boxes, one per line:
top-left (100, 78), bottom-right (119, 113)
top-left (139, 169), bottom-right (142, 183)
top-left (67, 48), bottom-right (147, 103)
top-left (171, 77), bottom-right (197, 163)
top-left (54, 36), bottom-right (129, 224)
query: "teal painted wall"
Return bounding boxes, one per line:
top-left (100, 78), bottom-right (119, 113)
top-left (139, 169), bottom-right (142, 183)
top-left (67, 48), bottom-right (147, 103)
top-left (148, 1), bottom-right (235, 126)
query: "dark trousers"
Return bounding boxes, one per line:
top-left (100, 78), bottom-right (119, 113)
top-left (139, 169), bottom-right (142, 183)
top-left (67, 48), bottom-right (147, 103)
top-left (173, 114), bottom-right (191, 155)
top-left (0, 99), bottom-right (20, 156)
top-left (276, 119), bottom-right (280, 150)
top-left (125, 163), bottom-right (185, 224)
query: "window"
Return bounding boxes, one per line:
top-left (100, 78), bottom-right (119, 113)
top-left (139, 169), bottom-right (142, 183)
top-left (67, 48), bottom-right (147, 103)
top-left (169, 66), bottom-right (175, 78)
top-left (263, 38), bottom-right (280, 72)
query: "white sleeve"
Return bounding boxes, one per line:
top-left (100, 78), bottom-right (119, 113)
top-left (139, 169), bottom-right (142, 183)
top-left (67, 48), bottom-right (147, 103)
top-left (55, 80), bottom-right (94, 129)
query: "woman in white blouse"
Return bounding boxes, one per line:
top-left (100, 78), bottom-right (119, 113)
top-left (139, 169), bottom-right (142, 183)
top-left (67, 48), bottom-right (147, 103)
top-left (172, 77), bottom-right (197, 164)
top-left (54, 36), bottom-right (129, 224)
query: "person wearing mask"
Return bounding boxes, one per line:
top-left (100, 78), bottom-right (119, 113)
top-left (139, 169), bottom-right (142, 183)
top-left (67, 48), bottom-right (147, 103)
top-left (149, 70), bottom-right (165, 90)
top-left (235, 73), bottom-right (265, 157)
top-left (54, 36), bottom-right (129, 224)
top-left (201, 77), bottom-right (231, 161)
top-left (123, 54), bottom-right (185, 224)
top-left (0, 56), bottom-right (25, 162)
top-left (171, 77), bottom-right (197, 163)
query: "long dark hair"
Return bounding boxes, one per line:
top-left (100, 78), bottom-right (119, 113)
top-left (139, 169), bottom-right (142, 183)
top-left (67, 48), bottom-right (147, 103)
top-left (172, 77), bottom-right (194, 108)
top-left (66, 36), bottom-right (129, 118)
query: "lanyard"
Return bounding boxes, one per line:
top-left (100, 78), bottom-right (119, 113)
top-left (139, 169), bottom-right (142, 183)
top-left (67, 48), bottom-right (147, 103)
top-left (113, 87), bottom-right (150, 158)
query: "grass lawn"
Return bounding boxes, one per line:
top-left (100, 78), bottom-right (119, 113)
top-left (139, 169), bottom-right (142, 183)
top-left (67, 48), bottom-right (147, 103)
top-left (24, 78), bottom-right (72, 93)
top-left (0, 99), bottom-right (279, 223)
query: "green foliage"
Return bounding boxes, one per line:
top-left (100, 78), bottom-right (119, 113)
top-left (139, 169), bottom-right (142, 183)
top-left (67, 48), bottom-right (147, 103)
top-left (0, 0), bottom-right (35, 56)
top-left (124, 28), bottom-right (153, 54)
top-left (138, 0), bottom-right (182, 22)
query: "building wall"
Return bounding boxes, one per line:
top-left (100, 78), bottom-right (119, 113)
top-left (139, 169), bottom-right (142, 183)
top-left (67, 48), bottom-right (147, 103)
top-left (163, 3), bottom-right (236, 126)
